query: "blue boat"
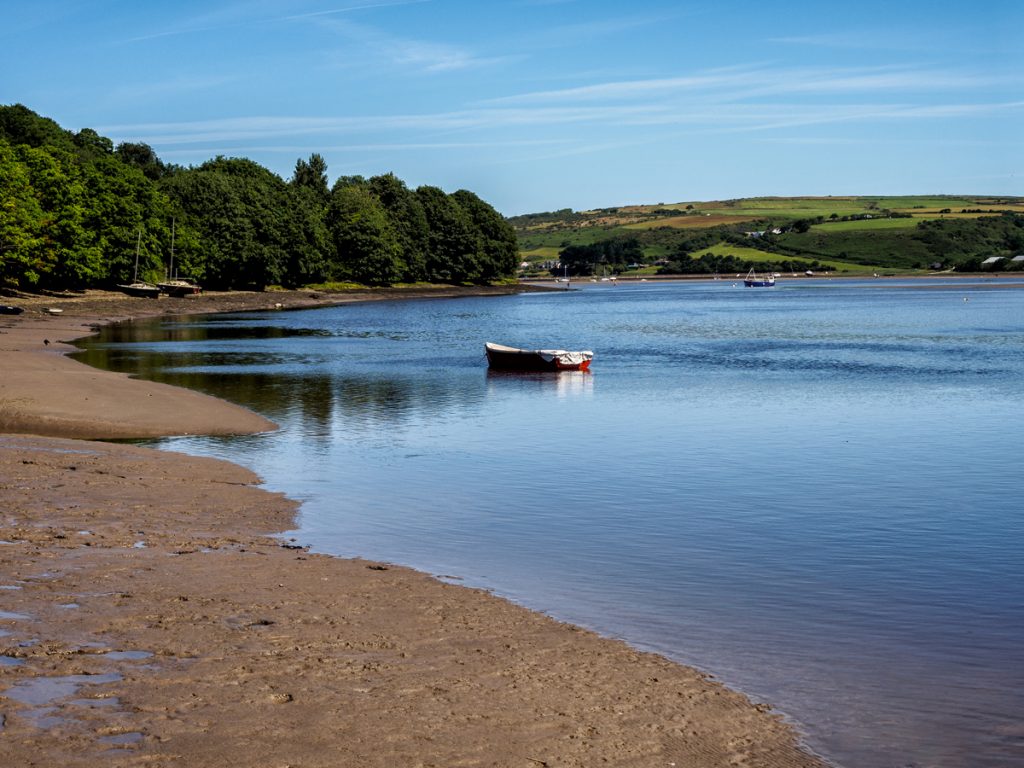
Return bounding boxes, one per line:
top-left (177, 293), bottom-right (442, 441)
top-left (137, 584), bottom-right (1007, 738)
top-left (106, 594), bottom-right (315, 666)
top-left (743, 268), bottom-right (776, 287)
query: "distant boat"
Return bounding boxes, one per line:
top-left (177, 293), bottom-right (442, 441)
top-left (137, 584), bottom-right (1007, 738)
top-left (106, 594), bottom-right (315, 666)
top-left (743, 268), bottom-right (776, 287)
top-left (485, 342), bottom-right (593, 372)
top-left (118, 230), bottom-right (160, 299)
top-left (0, 305), bottom-right (23, 315)
top-left (157, 218), bottom-right (202, 297)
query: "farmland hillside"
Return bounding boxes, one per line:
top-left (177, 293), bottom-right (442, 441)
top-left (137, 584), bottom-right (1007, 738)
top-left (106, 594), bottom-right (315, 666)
top-left (511, 196), bottom-right (1024, 277)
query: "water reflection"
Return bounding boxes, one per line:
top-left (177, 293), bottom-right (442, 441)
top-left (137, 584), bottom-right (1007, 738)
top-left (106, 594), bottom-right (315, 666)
top-left (73, 281), bottom-right (1024, 768)
top-left (485, 369), bottom-right (594, 398)
top-left (75, 316), bottom-right (596, 435)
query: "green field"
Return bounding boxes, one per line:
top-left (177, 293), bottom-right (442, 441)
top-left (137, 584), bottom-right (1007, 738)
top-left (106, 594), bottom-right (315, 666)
top-left (688, 243), bottom-right (875, 274)
top-left (811, 218), bottom-right (922, 232)
top-left (511, 195), bottom-right (1024, 275)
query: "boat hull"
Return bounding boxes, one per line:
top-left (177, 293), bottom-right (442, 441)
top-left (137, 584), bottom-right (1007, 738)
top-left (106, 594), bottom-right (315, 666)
top-left (485, 342), bottom-right (593, 372)
top-left (118, 283), bottom-right (160, 299)
top-left (0, 305), bottom-right (24, 315)
top-left (743, 279), bottom-right (775, 287)
top-left (157, 281), bottom-right (202, 297)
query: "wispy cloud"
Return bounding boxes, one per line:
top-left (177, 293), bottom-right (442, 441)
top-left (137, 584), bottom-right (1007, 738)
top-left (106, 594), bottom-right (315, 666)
top-left (105, 75), bottom-right (240, 103)
top-left (770, 31), bottom-right (907, 50)
top-left (314, 16), bottom-right (507, 73)
top-left (98, 99), bottom-right (1024, 149)
top-left (156, 137), bottom-right (572, 158)
top-left (284, 0), bottom-right (432, 22)
top-left (768, 29), bottom-right (960, 54)
top-left (484, 64), bottom-right (1009, 106)
top-left (125, 0), bottom-right (431, 43)
top-left (99, 104), bottom-right (668, 145)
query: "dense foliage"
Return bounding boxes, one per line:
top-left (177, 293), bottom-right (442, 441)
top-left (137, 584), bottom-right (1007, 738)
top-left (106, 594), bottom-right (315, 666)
top-left (0, 105), bottom-right (517, 292)
top-left (557, 238), bottom-right (645, 276)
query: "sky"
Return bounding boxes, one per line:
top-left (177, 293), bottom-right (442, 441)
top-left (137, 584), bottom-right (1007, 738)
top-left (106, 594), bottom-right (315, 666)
top-left (2, 0), bottom-right (1022, 215)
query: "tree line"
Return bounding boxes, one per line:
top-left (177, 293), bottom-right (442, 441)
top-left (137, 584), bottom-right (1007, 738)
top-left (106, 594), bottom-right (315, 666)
top-left (0, 105), bottom-right (518, 292)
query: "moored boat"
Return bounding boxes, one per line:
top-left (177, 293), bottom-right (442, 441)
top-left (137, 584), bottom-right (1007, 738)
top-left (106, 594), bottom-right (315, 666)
top-left (743, 268), bottom-right (776, 287)
top-left (118, 229), bottom-right (160, 298)
top-left (157, 278), bottom-right (202, 297)
top-left (118, 282), bottom-right (161, 298)
top-left (485, 342), bottom-right (593, 371)
top-left (0, 305), bottom-right (24, 315)
top-left (157, 219), bottom-right (202, 296)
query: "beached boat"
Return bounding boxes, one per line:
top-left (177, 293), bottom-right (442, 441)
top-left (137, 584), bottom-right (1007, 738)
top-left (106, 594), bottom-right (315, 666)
top-left (0, 305), bottom-right (24, 315)
top-left (157, 219), bottom-right (202, 296)
top-left (119, 282), bottom-right (160, 298)
top-left (118, 230), bottom-right (160, 299)
top-left (157, 278), bottom-right (202, 297)
top-left (485, 342), bottom-right (593, 372)
top-left (743, 268), bottom-right (776, 287)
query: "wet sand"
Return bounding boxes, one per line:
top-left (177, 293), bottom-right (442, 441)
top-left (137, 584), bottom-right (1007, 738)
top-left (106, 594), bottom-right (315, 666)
top-left (0, 289), bottom-right (826, 767)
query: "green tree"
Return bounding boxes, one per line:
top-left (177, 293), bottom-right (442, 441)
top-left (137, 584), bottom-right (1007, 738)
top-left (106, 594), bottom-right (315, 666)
top-left (291, 153), bottom-right (330, 202)
top-left (159, 158), bottom-right (293, 289)
top-left (0, 138), bottom-right (46, 287)
top-left (451, 189), bottom-right (517, 282)
top-left (115, 142), bottom-right (172, 181)
top-left (368, 173), bottom-right (429, 282)
top-left (325, 185), bottom-right (404, 285)
top-left (0, 104), bottom-right (72, 150)
top-left (416, 185), bottom-right (479, 283)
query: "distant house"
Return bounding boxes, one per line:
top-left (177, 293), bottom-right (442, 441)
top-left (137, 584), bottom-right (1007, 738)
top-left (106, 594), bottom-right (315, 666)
top-left (1012, 255), bottom-right (1024, 263)
top-left (981, 256), bottom-right (1004, 265)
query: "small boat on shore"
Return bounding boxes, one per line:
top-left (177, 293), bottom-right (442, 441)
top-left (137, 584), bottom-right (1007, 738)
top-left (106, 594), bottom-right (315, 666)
top-left (119, 282), bottom-right (160, 298)
top-left (157, 219), bottom-right (202, 297)
top-left (485, 342), bottom-right (593, 372)
top-left (118, 230), bottom-right (160, 299)
top-left (0, 305), bottom-right (24, 315)
top-left (157, 278), bottom-right (202, 297)
top-left (743, 268), bottom-right (776, 287)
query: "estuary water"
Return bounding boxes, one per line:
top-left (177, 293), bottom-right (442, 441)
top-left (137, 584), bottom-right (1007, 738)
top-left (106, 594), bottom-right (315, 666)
top-left (76, 278), bottom-right (1024, 767)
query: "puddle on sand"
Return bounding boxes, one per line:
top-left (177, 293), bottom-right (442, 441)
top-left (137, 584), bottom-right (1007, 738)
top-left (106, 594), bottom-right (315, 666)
top-left (1, 656), bottom-right (25, 667)
top-left (103, 651), bottom-right (152, 661)
top-left (69, 697), bottom-right (120, 708)
top-left (4, 673), bottom-right (123, 730)
top-left (0, 609), bottom-right (31, 620)
top-left (0, 584), bottom-right (23, 590)
top-left (5, 673), bottom-right (122, 708)
top-left (100, 731), bottom-right (143, 746)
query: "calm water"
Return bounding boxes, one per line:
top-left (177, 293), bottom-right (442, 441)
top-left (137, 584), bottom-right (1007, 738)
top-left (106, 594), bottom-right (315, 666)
top-left (76, 279), bottom-right (1024, 768)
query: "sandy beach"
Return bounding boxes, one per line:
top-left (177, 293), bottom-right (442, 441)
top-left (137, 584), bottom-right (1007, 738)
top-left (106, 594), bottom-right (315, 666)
top-left (1, 289), bottom-right (826, 767)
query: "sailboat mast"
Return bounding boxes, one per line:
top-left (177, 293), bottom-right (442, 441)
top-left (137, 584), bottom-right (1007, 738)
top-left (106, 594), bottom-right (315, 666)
top-left (133, 229), bottom-right (142, 282)
top-left (169, 218), bottom-right (176, 279)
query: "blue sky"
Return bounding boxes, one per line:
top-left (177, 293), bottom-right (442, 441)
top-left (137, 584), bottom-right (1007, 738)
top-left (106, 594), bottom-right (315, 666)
top-left (3, 0), bottom-right (1022, 214)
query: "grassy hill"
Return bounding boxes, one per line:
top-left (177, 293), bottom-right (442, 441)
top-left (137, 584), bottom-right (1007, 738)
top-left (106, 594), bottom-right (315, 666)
top-left (511, 195), bottom-right (1024, 277)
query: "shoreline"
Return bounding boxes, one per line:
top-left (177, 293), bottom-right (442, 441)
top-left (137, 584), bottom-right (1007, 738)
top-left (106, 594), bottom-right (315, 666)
top-left (1, 288), bottom-right (827, 766)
